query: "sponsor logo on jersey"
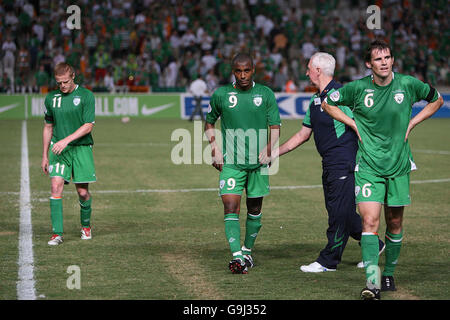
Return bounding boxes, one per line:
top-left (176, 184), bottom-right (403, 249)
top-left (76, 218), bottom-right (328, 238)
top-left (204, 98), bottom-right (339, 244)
top-left (394, 93), bottom-right (404, 104)
top-left (228, 92), bottom-right (238, 95)
top-left (219, 179), bottom-right (225, 189)
top-left (73, 97), bottom-right (81, 106)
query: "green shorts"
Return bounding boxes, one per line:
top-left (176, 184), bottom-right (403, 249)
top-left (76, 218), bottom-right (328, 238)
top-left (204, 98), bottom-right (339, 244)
top-left (355, 171), bottom-right (410, 206)
top-left (49, 143), bottom-right (96, 183)
top-left (219, 165), bottom-right (269, 198)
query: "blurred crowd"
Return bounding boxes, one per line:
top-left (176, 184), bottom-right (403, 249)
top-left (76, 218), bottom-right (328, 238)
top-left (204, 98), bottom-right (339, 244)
top-left (0, 0), bottom-right (448, 94)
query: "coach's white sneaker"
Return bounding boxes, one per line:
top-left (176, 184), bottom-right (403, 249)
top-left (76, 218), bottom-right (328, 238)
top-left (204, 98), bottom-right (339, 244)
top-left (81, 227), bottom-right (92, 240)
top-left (300, 262), bottom-right (336, 273)
top-left (48, 234), bottom-right (63, 246)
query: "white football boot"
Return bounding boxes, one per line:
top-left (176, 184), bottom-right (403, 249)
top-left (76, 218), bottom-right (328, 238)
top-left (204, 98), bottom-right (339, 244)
top-left (300, 261), bottom-right (336, 273)
top-left (48, 234), bottom-right (63, 246)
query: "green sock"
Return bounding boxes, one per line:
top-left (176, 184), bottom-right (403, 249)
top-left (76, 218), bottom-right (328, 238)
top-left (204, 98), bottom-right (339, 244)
top-left (50, 197), bottom-right (63, 236)
top-left (80, 197), bottom-right (92, 228)
top-left (244, 212), bottom-right (262, 252)
top-left (383, 229), bottom-right (403, 277)
top-left (224, 213), bottom-right (244, 260)
top-left (361, 233), bottom-right (381, 289)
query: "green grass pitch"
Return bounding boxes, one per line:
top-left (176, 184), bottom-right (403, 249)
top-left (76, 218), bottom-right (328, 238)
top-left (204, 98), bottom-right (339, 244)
top-left (0, 117), bottom-right (449, 300)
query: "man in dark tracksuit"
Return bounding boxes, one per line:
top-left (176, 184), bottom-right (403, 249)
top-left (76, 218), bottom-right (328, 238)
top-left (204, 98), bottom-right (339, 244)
top-left (273, 52), bottom-right (383, 272)
top-left (303, 78), bottom-right (362, 271)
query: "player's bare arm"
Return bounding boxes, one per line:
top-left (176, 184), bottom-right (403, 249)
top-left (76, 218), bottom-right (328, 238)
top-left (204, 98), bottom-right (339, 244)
top-left (52, 123), bottom-right (94, 155)
top-left (41, 122), bottom-right (53, 174)
top-left (258, 125), bottom-right (280, 164)
top-left (276, 126), bottom-right (312, 159)
top-left (204, 121), bottom-right (223, 171)
top-left (322, 101), bottom-right (362, 142)
top-left (405, 95), bottom-right (444, 141)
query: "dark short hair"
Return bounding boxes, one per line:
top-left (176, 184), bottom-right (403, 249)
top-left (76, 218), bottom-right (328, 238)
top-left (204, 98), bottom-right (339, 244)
top-left (231, 53), bottom-right (254, 68)
top-left (365, 39), bottom-right (393, 62)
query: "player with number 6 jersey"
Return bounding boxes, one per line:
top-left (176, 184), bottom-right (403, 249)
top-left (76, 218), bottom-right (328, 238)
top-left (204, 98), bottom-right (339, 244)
top-left (326, 71), bottom-right (437, 179)
top-left (322, 40), bottom-right (443, 300)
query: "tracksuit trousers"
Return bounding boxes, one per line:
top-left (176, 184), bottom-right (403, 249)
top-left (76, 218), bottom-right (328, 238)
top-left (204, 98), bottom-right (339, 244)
top-left (316, 167), bottom-right (362, 269)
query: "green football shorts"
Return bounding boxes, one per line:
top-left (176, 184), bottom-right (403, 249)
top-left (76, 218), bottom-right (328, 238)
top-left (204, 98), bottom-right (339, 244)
top-left (49, 143), bottom-right (96, 183)
top-left (219, 165), bottom-right (270, 198)
top-left (355, 171), bottom-right (410, 206)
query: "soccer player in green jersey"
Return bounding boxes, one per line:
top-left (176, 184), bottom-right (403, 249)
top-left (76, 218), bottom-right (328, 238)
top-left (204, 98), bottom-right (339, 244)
top-left (41, 63), bottom-right (96, 245)
top-left (205, 53), bottom-right (281, 274)
top-left (322, 40), bottom-right (444, 299)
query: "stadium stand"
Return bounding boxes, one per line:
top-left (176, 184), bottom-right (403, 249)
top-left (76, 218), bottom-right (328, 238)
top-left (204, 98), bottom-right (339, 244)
top-left (0, 0), bottom-right (448, 94)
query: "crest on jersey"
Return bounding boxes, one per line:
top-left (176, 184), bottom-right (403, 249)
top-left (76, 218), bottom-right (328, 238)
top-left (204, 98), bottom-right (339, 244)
top-left (253, 96), bottom-right (262, 106)
top-left (394, 93), bottom-right (404, 104)
top-left (73, 97), bottom-right (81, 106)
top-left (330, 91), bottom-right (340, 102)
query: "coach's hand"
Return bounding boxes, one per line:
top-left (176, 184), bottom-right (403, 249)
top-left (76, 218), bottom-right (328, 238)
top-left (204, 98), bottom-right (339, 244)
top-left (259, 146), bottom-right (277, 166)
top-left (52, 139), bottom-right (69, 155)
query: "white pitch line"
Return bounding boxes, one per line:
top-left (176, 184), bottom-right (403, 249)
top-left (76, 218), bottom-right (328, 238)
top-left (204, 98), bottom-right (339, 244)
top-left (85, 178), bottom-right (450, 194)
top-left (414, 149), bottom-right (450, 155)
top-left (410, 178), bottom-right (450, 184)
top-left (1, 178), bottom-right (449, 197)
top-left (91, 143), bottom-right (450, 155)
top-left (17, 120), bottom-right (36, 300)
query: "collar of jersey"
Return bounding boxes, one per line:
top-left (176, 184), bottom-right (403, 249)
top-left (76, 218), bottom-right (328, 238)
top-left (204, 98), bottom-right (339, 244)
top-left (232, 81), bottom-right (255, 91)
top-left (371, 72), bottom-right (395, 89)
top-left (61, 84), bottom-right (79, 95)
top-left (318, 79), bottom-right (339, 97)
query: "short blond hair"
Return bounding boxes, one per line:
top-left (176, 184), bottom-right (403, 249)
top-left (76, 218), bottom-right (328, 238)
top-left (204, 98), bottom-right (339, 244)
top-left (54, 62), bottom-right (75, 77)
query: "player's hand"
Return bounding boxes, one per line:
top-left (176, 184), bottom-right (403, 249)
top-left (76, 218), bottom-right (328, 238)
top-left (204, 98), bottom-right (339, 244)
top-left (52, 139), bottom-right (69, 155)
top-left (211, 147), bottom-right (223, 172)
top-left (41, 157), bottom-right (49, 175)
top-left (404, 121), bottom-right (414, 141)
top-left (350, 120), bottom-right (362, 143)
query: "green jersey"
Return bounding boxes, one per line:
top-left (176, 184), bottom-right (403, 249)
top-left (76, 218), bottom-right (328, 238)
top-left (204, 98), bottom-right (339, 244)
top-left (44, 85), bottom-right (95, 146)
top-left (327, 72), bottom-right (439, 178)
top-left (206, 81), bottom-right (281, 170)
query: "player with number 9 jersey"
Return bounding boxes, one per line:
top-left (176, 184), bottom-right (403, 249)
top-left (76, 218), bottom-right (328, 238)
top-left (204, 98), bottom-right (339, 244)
top-left (206, 81), bottom-right (281, 171)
